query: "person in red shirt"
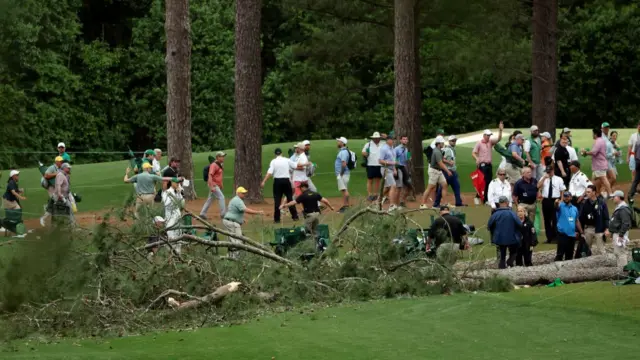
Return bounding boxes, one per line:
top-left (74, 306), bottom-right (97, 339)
top-left (199, 151), bottom-right (227, 219)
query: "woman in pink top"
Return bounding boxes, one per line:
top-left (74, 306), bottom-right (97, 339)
top-left (582, 128), bottom-right (613, 197)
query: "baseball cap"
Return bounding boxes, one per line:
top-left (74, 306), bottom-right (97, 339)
top-left (436, 128), bottom-right (445, 135)
top-left (144, 149), bottom-right (155, 156)
top-left (142, 163), bottom-right (152, 169)
top-left (57, 142), bottom-right (66, 148)
top-left (435, 136), bottom-right (446, 144)
top-left (563, 191), bottom-right (572, 197)
top-left (215, 151), bottom-right (226, 157)
top-left (55, 156), bottom-right (64, 162)
top-left (61, 163), bottom-right (72, 170)
top-left (295, 142), bottom-right (305, 149)
top-left (601, 122), bottom-right (610, 128)
top-left (302, 140), bottom-right (310, 146)
top-left (336, 137), bottom-right (348, 145)
top-left (530, 125), bottom-right (539, 132)
top-left (563, 127), bottom-right (571, 133)
top-left (448, 135), bottom-right (457, 141)
top-left (153, 216), bottom-right (165, 223)
top-left (9, 170), bottom-right (19, 177)
top-left (170, 177), bottom-right (183, 183)
top-left (498, 196), bottom-right (509, 203)
top-left (274, 148), bottom-right (282, 155)
top-left (569, 160), bottom-right (581, 168)
top-left (613, 190), bottom-right (625, 198)
top-left (483, 129), bottom-right (493, 136)
top-left (541, 132), bottom-right (551, 139)
top-left (515, 134), bottom-right (524, 140)
top-left (236, 186), bottom-right (249, 194)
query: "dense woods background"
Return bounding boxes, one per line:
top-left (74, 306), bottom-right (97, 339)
top-left (0, 0), bottom-right (639, 168)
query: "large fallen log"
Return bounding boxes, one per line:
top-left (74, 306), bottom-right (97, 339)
top-left (465, 254), bottom-right (623, 285)
top-left (146, 282), bottom-right (242, 312)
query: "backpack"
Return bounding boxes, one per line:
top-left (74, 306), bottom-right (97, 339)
top-left (423, 146), bottom-right (433, 162)
top-left (203, 164), bottom-right (210, 182)
top-left (346, 148), bottom-right (357, 170)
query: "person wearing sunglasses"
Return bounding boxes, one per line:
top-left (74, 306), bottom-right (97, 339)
top-left (487, 169), bottom-right (512, 212)
top-left (554, 191), bottom-right (583, 261)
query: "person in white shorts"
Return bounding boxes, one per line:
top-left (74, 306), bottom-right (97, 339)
top-left (420, 136), bottom-right (451, 209)
top-left (335, 137), bottom-right (351, 212)
top-left (378, 134), bottom-right (399, 211)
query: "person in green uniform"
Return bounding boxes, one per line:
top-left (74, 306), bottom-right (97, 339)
top-left (525, 126), bottom-right (542, 180)
top-left (124, 162), bottom-right (177, 218)
top-left (57, 142), bottom-right (72, 163)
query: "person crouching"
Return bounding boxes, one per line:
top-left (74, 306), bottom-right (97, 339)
top-left (488, 196), bottom-right (522, 269)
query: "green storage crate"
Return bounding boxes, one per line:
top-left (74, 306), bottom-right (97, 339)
top-left (2, 208), bottom-right (25, 235)
top-left (430, 210), bottom-right (466, 226)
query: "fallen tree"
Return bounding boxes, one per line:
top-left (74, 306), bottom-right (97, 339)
top-left (147, 282), bottom-right (242, 311)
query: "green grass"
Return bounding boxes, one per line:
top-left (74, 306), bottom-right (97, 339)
top-left (4, 282), bottom-right (639, 359)
top-left (5, 128), bottom-right (636, 219)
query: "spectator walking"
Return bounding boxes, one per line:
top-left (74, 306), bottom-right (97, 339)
top-left (606, 190), bottom-right (632, 268)
top-left (429, 128), bottom-right (446, 149)
top-left (379, 134), bottom-right (399, 211)
top-left (57, 142), bottom-right (71, 163)
top-left (579, 185), bottom-right (609, 256)
top-left (606, 128), bottom-right (620, 188)
top-left (39, 156), bottom-right (64, 226)
top-left (553, 136), bottom-right (571, 188)
top-left (261, 148), bottom-right (299, 223)
top-left (513, 167), bottom-right (538, 222)
top-left (505, 133), bottom-right (527, 186)
top-left (199, 151), bottom-right (227, 219)
top-left (487, 169), bottom-right (512, 211)
top-left (334, 137), bottom-right (351, 212)
top-left (394, 135), bottom-right (411, 207)
top-left (302, 140), bottom-right (318, 192)
top-left (163, 178), bottom-right (185, 255)
top-left (281, 183), bottom-right (334, 239)
top-left (472, 122), bottom-right (504, 204)
top-left (582, 128), bottom-right (613, 198)
top-left (124, 163), bottom-right (173, 218)
top-left (434, 135), bottom-right (464, 207)
top-left (516, 205), bottom-right (537, 266)
top-left (555, 191), bottom-right (583, 261)
top-left (525, 125), bottom-right (543, 179)
top-left (55, 163), bottom-right (74, 223)
top-left (362, 132), bottom-right (383, 201)
top-left (223, 187), bottom-right (265, 259)
top-left (568, 161), bottom-right (591, 206)
top-left (488, 196), bottom-right (522, 269)
top-left (540, 132), bottom-right (553, 165)
top-left (290, 143), bottom-right (311, 197)
top-left (627, 121), bottom-right (640, 181)
top-left (538, 166), bottom-right (566, 243)
top-left (420, 136), bottom-right (451, 209)
top-left (3, 170), bottom-right (26, 210)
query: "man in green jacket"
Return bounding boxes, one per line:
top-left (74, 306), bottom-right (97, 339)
top-left (525, 126), bottom-right (543, 179)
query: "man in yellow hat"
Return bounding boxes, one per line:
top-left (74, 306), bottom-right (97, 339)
top-left (223, 187), bottom-right (265, 259)
top-left (124, 162), bottom-right (177, 218)
top-left (39, 156), bottom-right (65, 226)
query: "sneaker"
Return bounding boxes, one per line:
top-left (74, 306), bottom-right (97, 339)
top-left (388, 205), bottom-right (398, 213)
top-left (366, 195), bottom-right (374, 201)
top-left (39, 216), bottom-right (46, 227)
top-left (419, 204), bottom-right (428, 210)
top-left (474, 198), bottom-right (480, 205)
top-left (338, 206), bottom-right (349, 213)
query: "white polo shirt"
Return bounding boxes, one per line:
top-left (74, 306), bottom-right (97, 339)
top-left (569, 171), bottom-right (591, 198)
top-left (539, 175), bottom-right (566, 198)
top-left (362, 141), bottom-right (382, 166)
top-left (267, 156), bottom-right (291, 179)
top-left (487, 179), bottom-right (512, 209)
top-left (628, 132), bottom-right (640, 157)
top-left (290, 152), bottom-right (309, 182)
top-left (566, 146), bottom-right (578, 162)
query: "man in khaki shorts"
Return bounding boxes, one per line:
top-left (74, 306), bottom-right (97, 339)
top-left (420, 136), bottom-right (452, 209)
top-left (124, 162), bottom-right (175, 218)
top-left (505, 134), bottom-right (527, 186)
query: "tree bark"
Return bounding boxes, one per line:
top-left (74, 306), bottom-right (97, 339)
top-left (411, 0), bottom-right (424, 194)
top-left (161, 282), bottom-right (241, 310)
top-left (165, 0), bottom-right (195, 199)
top-left (393, 0), bottom-right (423, 194)
top-left (234, 0), bottom-right (264, 203)
top-left (531, 0), bottom-right (558, 139)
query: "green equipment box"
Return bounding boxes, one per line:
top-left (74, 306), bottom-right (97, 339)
top-left (271, 224), bottom-right (330, 255)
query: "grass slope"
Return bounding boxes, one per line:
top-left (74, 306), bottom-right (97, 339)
top-left (4, 282), bottom-right (639, 359)
top-left (5, 129), bottom-right (636, 219)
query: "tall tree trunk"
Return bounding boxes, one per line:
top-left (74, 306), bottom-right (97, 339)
top-left (393, 0), bottom-right (423, 193)
top-left (411, 0), bottom-right (424, 194)
top-left (234, 0), bottom-right (264, 203)
top-left (165, 0), bottom-right (195, 199)
top-left (531, 0), bottom-right (558, 140)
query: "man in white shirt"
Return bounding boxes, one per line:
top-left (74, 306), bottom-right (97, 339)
top-left (152, 149), bottom-right (162, 175)
top-left (362, 132), bottom-right (383, 201)
top-left (627, 121), bottom-right (640, 179)
top-left (538, 166), bottom-right (566, 243)
top-left (261, 148), bottom-right (299, 223)
top-left (487, 169), bottom-right (512, 210)
top-left (290, 142), bottom-right (310, 198)
top-left (568, 160), bottom-right (592, 206)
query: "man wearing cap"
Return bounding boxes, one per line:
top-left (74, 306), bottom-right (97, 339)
top-left (224, 187), bottom-right (265, 259)
top-left (124, 163), bottom-right (175, 218)
top-left (524, 126), bottom-right (542, 178)
top-left (394, 135), bottom-right (411, 207)
top-left (540, 132), bottom-right (553, 165)
top-left (429, 205), bottom-right (469, 255)
top-left (421, 136), bottom-right (451, 209)
top-left (54, 163), bottom-right (74, 222)
top-left (281, 182), bottom-right (334, 239)
top-left (39, 156), bottom-right (64, 226)
top-left (568, 160), bottom-right (592, 206)
top-left (601, 122), bottom-right (617, 183)
top-left (513, 167), bottom-right (538, 222)
top-left (472, 122), bottom-right (504, 204)
top-left (334, 137), bottom-right (351, 211)
top-left (302, 140), bottom-right (318, 192)
top-left (362, 132), bottom-right (383, 201)
top-left (261, 148), bottom-right (299, 223)
top-left (538, 166), bottom-right (566, 243)
top-left (627, 121), bottom-right (640, 181)
top-left (162, 157), bottom-right (181, 191)
top-left (554, 190), bottom-right (583, 261)
top-left (379, 134), bottom-right (399, 211)
top-left (488, 196), bottom-right (522, 269)
top-left (57, 143), bottom-right (71, 163)
top-left (582, 128), bottom-right (613, 198)
top-left (3, 170), bottom-right (26, 210)
top-left (429, 128), bottom-right (446, 149)
top-left (606, 190), bottom-right (632, 268)
top-left (578, 184), bottom-right (608, 256)
top-left (290, 143), bottom-right (311, 198)
top-left (200, 151), bottom-right (227, 219)
top-left (556, 128), bottom-right (572, 147)
top-left (434, 135), bottom-right (464, 207)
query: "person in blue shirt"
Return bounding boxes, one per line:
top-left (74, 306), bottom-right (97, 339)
top-left (434, 135), bottom-right (465, 207)
top-left (555, 191), bottom-right (583, 261)
top-left (335, 137), bottom-right (351, 212)
top-left (488, 196), bottom-right (522, 269)
top-left (394, 135), bottom-right (410, 207)
top-left (505, 134), bottom-right (527, 186)
top-left (378, 135), bottom-right (398, 211)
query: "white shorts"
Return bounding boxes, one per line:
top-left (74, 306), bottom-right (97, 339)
top-left (592, 170), bottom-right (607, 178)
top-left (337, 174), bottom-right (350, 191)
top-left (428, 167), bottom-right (447, 186)
top-left (381, 168), bottom-right (396, 188)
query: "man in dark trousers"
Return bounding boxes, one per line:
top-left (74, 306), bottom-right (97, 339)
top-left (513, 166), bottom-right (538, 223)
top-left (280, 183), bottom-right (334, 238)
top-left (538, 166), bottom-right (566, 243)
top-left (578, 184), bottom-right (608, 257)
top-left (488, 196), bottom-right (522, 269)
top-left (262, 148), bottom-right (299, 223)
top-left (555, 191), bottom-right (583, 261)
top-left (429, 205), bottom-right (469, 252)
top-left (553, 136), bottom-right (571, 188)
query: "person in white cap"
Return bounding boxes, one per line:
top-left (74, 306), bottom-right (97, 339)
top-left (362, 132), bottom-right (383, 201)
top-left (606, 190), bottom-right (632, 268)
top-left (434, 135), bottom-right (464, 207)
top-left (3, 170), bottom-right (26, 210)
top-left (302, 140), bottom-right (318, 192)
top-left (378, 134), bottom-right (399, 211)
top-left (335, 137), bottom-right (351, 211)
top-left (290, 142), bottom-right (311, 198)
top-left (524, 125), bottom-right (543, 179)
top-left (57, 142), bottom-right (71, 163)
top-left (556, 127), bottom-right (572, 147)
top-left (472, 122), bottom-right (503, 204)
top-left (421, 136), bottom-right (451, 209)
top-left (505, 133), bottom-right (527, 186)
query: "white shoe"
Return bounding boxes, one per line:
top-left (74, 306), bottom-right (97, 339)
top-left (419, 204), bottom-right (428, 210)
top-left (388, 205), bottom-right (398, 213)
top-left (39, 216), bottom-right (46, 227)
top-left (474, 198), bottom-right (480, 205)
